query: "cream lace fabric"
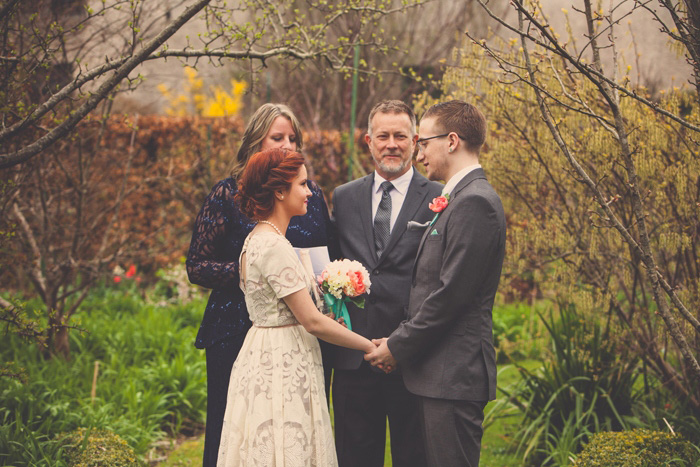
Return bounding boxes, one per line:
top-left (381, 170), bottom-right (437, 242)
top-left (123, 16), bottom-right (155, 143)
top-left (217, 232), bottom-right (338, 467)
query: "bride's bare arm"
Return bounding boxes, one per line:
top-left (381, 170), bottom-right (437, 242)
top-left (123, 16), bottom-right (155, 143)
top-left (283, 289), bottom-right (375, 353)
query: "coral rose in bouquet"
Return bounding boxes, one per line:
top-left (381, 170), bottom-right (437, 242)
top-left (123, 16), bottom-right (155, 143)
top-left (318, 259), bottom-right (371, 331)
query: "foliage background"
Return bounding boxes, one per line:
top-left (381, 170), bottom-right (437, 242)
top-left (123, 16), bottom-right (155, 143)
top-left (0, 115), bottom-right (375, 291)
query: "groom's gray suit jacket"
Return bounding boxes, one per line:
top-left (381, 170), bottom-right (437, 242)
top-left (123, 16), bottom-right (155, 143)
top-left (388, 168), bottom-right (506, 401)
top-left (331, 169), bottom-right (443, 370)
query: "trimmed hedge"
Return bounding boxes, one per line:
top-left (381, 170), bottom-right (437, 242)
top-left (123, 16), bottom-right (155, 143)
top-left (63, 428), bottom-right (145, 467)
top-left (574, 429), bottom-right (700, 467)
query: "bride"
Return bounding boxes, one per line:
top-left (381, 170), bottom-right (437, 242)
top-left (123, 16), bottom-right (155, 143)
top-left (217, 148), bottom-right (375, 466)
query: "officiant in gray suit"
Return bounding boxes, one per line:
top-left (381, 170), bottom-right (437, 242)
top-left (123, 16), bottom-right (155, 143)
top-left (331, 100), bottom-right (442, 466)
top-left (366, 100), bottom-right (506, 467)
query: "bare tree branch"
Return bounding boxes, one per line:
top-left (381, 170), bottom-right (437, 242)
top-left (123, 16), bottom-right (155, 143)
top-left (0, 0), bottom-right (212, 169)
top-left (476, 0), bottom-right (700, 133)
top-left (11, 203), bottom-right (48, 302)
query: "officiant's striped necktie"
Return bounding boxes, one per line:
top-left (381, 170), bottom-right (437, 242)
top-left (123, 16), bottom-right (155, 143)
top-left (374, 181), bottom-right (393, 257)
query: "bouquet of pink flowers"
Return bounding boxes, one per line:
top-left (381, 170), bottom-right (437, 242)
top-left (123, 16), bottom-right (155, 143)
top-left (318, 259), bottom-right (371, 331)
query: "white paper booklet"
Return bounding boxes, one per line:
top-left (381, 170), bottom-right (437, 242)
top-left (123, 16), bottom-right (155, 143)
top-left (295, 246), bottom-right (331, 307)
top-left (294, 246), bottom-right (331, 278)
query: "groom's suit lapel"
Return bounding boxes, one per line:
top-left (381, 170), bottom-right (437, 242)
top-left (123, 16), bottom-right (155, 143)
top-left (376, 171), bottom-right (429, 267)
top-left (411, 168), bottom-right (487, 280)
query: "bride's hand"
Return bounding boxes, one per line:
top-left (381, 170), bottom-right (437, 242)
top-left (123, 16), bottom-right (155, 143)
top-left (365, 338), bottom-right (397, 373)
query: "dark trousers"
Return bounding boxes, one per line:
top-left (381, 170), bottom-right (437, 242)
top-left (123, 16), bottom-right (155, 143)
top-left (333, 362), bottom-right (426, 467)
top-left (419, 397), bottom-right (487, 467)
top-left (202, 333), bottom-right (246, 467)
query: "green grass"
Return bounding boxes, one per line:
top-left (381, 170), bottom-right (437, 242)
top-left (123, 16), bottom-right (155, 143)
top-left (480, 361), bottom-right (541, 467)
top-left (159, 437), bottom-right (205, 466)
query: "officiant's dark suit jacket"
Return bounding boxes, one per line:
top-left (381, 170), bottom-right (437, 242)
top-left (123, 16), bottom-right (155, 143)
top-left (331, 168), bottom-right (442, 466)
top-left (388, 168), bottom-right (506, 402)
top-left (332, 169), bottom-right (442, 369)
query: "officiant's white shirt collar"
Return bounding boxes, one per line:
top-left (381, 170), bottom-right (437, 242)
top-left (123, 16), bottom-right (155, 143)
top-left (443, 164), bottom-right (481, 196)
top-left (373, 166), bottom-right (414, 196)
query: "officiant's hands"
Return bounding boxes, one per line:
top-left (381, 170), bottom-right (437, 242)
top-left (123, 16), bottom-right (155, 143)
top-left (365, 337), bottom-right (397, 373)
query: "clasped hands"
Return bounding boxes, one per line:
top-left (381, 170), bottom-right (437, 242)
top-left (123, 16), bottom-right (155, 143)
top-left (328, 309), bottom-right (396, 373)
top-left (364, 337), bottom-right (397, 374)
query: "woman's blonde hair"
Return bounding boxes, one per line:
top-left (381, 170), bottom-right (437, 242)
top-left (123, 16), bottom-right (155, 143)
top-left (231, 103), bottom-right (303, 178)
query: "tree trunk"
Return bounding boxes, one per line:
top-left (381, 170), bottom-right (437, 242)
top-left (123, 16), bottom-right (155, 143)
top-left (46, 314), bottom-right (71, 359)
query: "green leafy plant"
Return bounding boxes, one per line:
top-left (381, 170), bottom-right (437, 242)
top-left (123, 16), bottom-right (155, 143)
top-left (0, 287), bottom-right (207, 464)
top-left (508, 303), bottom-right (644, 465)
top-left (0, 410), bottom-right (70, 467)
top-left (492, 301), bottom-right (549, 363)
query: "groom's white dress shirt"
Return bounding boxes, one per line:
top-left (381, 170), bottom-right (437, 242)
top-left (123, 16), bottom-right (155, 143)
top-left (442, 163), bottom-right (481, 197)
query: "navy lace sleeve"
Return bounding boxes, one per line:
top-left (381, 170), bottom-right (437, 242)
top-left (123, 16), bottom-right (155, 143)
top-left (186, 178), bottom-right (251, 289)
top-left (187, 177), bottom-right (334, 349)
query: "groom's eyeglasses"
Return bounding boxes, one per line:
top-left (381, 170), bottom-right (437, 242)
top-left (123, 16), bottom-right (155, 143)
top-left (416, 133), bottom-right (466, 152)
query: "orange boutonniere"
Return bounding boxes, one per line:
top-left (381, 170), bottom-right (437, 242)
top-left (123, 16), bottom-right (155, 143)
top-left (429, 195), bottom-right (449, 213)
top-left (428, 194), bottom-right (450, 226)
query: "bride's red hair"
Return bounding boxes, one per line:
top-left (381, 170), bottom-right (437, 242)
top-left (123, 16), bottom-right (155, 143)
top-left (235, 148), bottom-right (305, 221)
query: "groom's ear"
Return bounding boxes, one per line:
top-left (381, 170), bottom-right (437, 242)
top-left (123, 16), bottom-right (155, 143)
top-left (448, 132), bottom-right (460, 152)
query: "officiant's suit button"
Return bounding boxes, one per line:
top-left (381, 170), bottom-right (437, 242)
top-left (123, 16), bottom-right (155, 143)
top-left (373, 269), bottom-right (380, 275)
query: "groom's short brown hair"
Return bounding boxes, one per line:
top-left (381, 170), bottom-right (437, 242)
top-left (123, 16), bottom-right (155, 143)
top-left (423, 100), bottom-right (486, 154)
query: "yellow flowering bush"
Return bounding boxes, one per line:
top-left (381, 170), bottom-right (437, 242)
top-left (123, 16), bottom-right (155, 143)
top-left (158, 66), bottom-right (246, 117)
top-left (574, 429), bottom-right (699, 467)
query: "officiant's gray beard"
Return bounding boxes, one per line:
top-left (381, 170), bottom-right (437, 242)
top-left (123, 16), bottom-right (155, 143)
top-left (373, 153), bottom-right (411, 177)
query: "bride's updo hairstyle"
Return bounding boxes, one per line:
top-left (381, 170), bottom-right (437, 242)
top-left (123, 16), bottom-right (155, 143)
top-left (235, 148), bottom-right (305, 221)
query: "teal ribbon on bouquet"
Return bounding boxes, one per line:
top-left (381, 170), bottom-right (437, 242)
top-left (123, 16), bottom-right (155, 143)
top-left (323, 293), bottom-right (353, 331)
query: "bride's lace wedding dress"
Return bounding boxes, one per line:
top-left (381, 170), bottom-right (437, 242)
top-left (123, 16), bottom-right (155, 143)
top-left (217, 232), bottom-right (337, 467)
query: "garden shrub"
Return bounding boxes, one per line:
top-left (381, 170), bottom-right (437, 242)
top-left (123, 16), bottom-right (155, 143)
top-left (573, 429), bottom-right (700, 467)
top-left (63, 428), bottom-right (144, 467)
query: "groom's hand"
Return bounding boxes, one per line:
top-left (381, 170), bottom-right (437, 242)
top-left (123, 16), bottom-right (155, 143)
top-left (365, 337), bottom-right (397, 373)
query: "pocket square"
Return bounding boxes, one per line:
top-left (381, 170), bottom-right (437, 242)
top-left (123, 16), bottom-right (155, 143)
top-left (406, 220), bottom-right (431, 231)
top-left (430, 229), bottom-right (439, 235)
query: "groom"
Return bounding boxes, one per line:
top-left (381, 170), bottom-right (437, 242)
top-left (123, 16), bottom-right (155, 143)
top-left (366, 100), bottom-right (506, 467)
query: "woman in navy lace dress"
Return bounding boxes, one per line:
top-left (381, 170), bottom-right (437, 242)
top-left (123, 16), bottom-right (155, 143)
top-left (186, 103), bottom-right (335, 467)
